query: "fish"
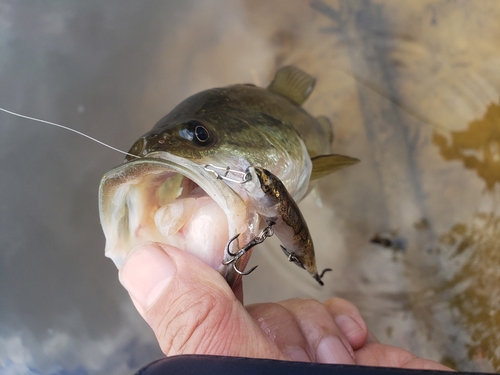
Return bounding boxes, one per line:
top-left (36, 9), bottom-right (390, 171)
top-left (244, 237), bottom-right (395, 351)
top-left (98, 66), bottom-right (359, 287)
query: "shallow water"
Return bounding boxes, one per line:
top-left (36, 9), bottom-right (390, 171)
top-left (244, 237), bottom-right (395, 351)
top-left (0, 1), bottom-right (498, 373)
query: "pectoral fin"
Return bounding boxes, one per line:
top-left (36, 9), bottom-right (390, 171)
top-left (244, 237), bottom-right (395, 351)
top-left (268, 66), bottom-right (316, 105)
top-left (310, 154), bottom-right (360, 180)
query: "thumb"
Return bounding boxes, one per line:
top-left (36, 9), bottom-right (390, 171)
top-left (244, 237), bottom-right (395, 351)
top-left (119, 242), bottom-right (285, 359)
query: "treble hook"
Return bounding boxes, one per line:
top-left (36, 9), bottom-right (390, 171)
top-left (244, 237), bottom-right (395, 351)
top-left (222, 221), bottom-right (275, 275)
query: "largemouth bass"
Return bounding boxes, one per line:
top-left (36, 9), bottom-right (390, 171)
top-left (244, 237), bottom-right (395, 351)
top-left (99, 66), bottom-right (358, 287)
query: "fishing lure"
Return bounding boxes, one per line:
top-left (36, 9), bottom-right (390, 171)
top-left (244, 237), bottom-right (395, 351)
top-left (208, 164), bottom-right (331, 285)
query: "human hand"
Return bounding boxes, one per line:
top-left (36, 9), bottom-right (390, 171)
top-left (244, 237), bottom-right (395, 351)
top-left (119, 242), bottom-right (452, 370)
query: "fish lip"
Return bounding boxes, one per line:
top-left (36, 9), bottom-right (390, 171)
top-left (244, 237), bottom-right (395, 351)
top-left (98, 152), bottom-right (258, 286)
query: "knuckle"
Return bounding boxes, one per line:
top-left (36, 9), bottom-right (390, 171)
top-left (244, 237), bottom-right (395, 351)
top-left (280, 298), bottom-right (328, 322)
top-left (324, 297), bottom-right (361, 316)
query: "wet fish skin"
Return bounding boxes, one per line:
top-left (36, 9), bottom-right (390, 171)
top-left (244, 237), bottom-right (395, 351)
top-left (100, 66), bottom-right (358, 287)
top-left (125, 82), bottom-right (330, 198)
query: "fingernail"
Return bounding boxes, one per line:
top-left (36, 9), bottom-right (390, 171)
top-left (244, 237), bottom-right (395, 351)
top-left (334, 315), bottom-right (363, 339)
top-left (316, 336), bottom-right (355, 364)
top-left (285, 347), bottom-right (310, 362)
top-left (119, 243), bottom-right (176, 309)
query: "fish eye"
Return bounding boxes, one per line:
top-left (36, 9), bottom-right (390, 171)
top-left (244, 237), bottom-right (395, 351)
top-left (194, 125), bottom-right (209, 142)
top-left (177, 120), bottom-right (214, 146)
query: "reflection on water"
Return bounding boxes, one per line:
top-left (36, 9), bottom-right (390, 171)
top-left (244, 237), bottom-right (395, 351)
top-left (429, 101), bottom-right (500, 369)
top-left (438, 213), bottom-right (500, 369)
top-left (429, 102), bottom-right (500, 369)
top-left (434, 103), bottom-right (500, 190)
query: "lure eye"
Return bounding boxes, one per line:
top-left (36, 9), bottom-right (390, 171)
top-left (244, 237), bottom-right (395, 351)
top-left (194, 125), bottom-right (209, 143)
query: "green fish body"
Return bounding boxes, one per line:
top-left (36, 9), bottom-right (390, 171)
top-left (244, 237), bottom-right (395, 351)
top-left (99, 66), bottom-right (358, 286)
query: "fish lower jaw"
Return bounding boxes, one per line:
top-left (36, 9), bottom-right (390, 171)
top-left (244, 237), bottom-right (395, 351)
top-left (105, 183), bottom-right (237, 270)
top-left (99, 157), bottom-right (258, 286)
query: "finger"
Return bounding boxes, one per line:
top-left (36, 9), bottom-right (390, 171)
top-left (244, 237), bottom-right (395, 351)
top-left (246, 303), bottom-right (312, 362)
top-left (119, 242), bottom-right (286, 360)
top-left (355, 343), bottom-right (454, 371)
top-left (323, 298), bottom-right (369, 350)
top-left (279, 298), bottom-right (356, 365)
top-left (231, 276), bottom-right (244, 303)
top-left (366, 330), bottom-right (380, 344)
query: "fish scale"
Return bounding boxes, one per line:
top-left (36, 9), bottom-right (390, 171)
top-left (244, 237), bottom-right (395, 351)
top-left (99, 66), bottom-right (359, 287)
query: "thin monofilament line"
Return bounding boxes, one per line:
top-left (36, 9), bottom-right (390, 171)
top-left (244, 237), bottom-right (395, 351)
top-left (0, 106), bottom-right (139, 158)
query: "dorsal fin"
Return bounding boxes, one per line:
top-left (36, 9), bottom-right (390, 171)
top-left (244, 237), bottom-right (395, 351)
top-left (316, 116), bottom-right (334, 144)
top-left (310, 154), bottom-right (360, 180)
top-left (267, 66), bottom-right (316, 105)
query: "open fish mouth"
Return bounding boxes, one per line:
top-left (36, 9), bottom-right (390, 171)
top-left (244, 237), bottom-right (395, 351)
top-left (98, 152), bottom-right (259, 285)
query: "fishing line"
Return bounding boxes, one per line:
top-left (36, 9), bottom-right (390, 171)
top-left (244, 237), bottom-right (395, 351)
top-left (0, 106), bottom-right (140, 158)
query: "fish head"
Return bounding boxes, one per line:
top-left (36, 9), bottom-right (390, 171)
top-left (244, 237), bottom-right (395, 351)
top-left (98, 72), bottom-right (324, 288)
top-left (125, 117), bottom-right (218, 161)
top-left (99, 116), bottom-right (262, 287)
